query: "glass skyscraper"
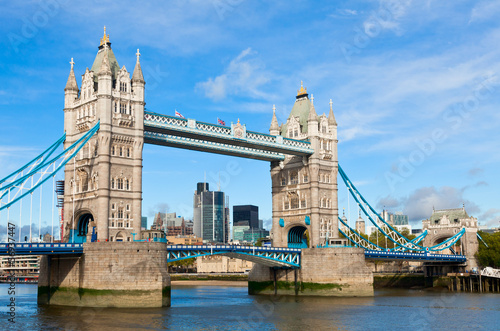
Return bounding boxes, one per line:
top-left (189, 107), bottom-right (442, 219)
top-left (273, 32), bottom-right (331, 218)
top-left (193, 182), bottom-right (229, 243)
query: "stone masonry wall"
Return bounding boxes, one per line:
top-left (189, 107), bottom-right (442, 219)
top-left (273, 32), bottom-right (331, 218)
top-left (249, 247), bottom-right (373, 297)
top-left (38, 242), bottom-right (170, 307)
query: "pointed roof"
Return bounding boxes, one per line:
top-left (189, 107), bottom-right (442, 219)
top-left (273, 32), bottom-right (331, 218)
top-left (98, 47), bottom-right (112, 76)
top-left (132, 49), bottom-right (145, 83)
top-left (270, 105), bottom-right (279, 132)
top-left (328, 99), bottom-right (337, 126)
top-left (64, 58), bottom-right (78, 91)
top-left (308, 94), bottom-right (318, 122)
top-left (91, 28), bottom-right (120, 81)
top-left (281, 81), bottom-right (315, 135)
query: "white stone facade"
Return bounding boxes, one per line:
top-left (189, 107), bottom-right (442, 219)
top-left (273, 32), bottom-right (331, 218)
top-left (270, 85), bottom-right (340, 248)
top-left (63, 32), bottom-right (145, 242)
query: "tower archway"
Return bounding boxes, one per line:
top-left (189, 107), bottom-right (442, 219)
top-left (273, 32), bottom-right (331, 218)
top-left (287, 225), bottom-right (309, 248)
top-left (74, 213), bottom-right (93, 243)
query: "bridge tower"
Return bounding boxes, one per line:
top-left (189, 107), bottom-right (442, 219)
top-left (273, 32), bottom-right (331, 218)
top-left (270, 82), bottom-right (340, 248)
top-left (62, 28), bottom-right (145, 242)
top-left (422, 207), bottom-right (479, 270)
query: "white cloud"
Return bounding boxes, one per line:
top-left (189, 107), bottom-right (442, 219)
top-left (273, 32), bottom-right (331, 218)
top-left (470, 1), bottom-right (500, 23)
top-left (196, 48), bottom-right (273, 101)
top-left (377, 185), bottom-right (481, 224)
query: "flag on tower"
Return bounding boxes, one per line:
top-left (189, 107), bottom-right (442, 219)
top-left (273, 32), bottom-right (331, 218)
top-left (174, 110), bottom-right (185, 118)
top-left (217, 118), bottom-right (225, 126)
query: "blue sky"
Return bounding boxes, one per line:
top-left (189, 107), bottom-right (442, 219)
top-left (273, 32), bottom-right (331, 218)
top-left (1, 0), bottom-right (500, 235)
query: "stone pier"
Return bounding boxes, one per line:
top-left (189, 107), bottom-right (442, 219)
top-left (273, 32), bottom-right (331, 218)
top-left (248, 247), bottom-right (373, 296)
top-left (38, 242), bottom-right (170, 307)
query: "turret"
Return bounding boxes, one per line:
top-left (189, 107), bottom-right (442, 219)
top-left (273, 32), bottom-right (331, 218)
top-left (307, 94), bottom-right (318, 137)
top-left (131, 49), bottom-right (145, 101)
top-left (328, 99), bottom-right (337, 139)
top-left (97, 46), bottom-right (112, 95)
top-left (64, 58), bottom-right (78, 108)
top-left (269, 104), bottom-right (280, 136)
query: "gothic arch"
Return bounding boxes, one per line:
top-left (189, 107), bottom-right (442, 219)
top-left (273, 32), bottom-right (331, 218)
top-left (287, 225), bottom-right (309, 248)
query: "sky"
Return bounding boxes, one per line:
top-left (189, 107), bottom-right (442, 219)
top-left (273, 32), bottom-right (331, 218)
top-left (1, 0), bottom-right (500, 238)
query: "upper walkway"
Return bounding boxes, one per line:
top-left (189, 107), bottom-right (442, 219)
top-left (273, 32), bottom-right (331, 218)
top-left (143, 111), bottom-right (314, 161)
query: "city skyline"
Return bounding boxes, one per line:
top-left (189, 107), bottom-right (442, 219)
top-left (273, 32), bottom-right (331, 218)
top-left (1, 1), bottom-right (499, 237)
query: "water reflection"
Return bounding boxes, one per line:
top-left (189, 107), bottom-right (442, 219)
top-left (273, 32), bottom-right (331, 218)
top-left (0, 284), bottom-right (498, 330)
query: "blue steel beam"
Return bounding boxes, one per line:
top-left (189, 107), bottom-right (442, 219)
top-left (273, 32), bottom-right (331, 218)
top-left (144, 131), bottom-right (285, 162)
top-left (0, 243), bottom-right (83, 255)
top-left (144, 111), bottom-right (314, 159)
top-left (166, 245), bottom-right (301, 268)
top-left (364, 250), bottom-right (467, 263)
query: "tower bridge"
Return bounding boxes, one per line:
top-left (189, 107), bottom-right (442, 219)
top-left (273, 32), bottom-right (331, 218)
top-left (0, 29), bottom-right (478, 307)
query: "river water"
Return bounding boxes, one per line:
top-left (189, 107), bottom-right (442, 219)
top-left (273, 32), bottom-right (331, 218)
top-left (0, 283), bottom-right (498, 330)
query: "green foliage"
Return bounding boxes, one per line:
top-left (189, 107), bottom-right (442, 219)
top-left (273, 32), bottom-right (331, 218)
top-left (255, 238), bottom-right (263, 247)
top-left (475, 231), bottom-right (500, 268)
top-left (368, 226), bottom-right (416, 249)
top-left (170, 257), bottom-right (195, 267)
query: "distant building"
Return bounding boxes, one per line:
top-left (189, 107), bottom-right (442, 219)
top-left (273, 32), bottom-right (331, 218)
top-left (233, 225), bottom-right (250, 241)
top-left (197, 255), bottom-right (253, 273)
top-left (412, 229), bottom-right (423, 235)
top-left (355, 214), bottom-right (366, 234)
top-left (233, 205), bottom-right (259, 229)
top-left (151, 212), bottom-right (193, 236)
top-left (141, 216), bottom-right (148, 230)
top-left (141, 229), bottom-right (165, 241)
top-left (243, 228), bottom-right (269, 243)
top-left (368, 210), bottom-right (411, 235)
top-left (193, 182), bottom-right (229, 243)
top-left (0, 255), bottom-right (40, 282)
top-left (166, 235), bottom-right (202, 245)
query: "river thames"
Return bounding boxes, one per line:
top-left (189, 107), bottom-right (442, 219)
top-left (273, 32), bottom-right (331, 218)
top-left (1, 283), bottom-right (498, 330)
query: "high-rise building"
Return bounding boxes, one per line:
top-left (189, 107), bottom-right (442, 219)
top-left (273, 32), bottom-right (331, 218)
top-left (141, 216), bottom-right (147, 230)
top-left (193, 182), bottom-right (229, 243)
top-left (233, 205), bottom-right (259, 229)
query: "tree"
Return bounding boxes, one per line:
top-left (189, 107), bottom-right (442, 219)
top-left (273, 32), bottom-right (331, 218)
top-left (475, 231), bottom-right (500, 268)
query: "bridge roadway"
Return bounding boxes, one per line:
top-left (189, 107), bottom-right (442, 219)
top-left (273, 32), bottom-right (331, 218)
top-left (0, 243), bottom-right (467, 266)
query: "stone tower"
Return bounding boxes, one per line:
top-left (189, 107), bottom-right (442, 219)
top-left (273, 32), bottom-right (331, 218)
top-left (270, 82), bottom-right (339, 248)
top-left (62, 28), bottom-right (145, 242)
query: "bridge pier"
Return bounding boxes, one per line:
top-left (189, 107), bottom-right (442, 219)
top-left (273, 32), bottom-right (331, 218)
top-left (249, 247), bottom-right (373, 296)
top-left (38, 242), bottom-right (170, 308)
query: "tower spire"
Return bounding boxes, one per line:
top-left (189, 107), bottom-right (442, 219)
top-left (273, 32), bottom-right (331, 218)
top-left (270, 104), bottom-right (279, 135)
top-left (100, 26), bottom-right (110, 46)
top-left (64, 57), bottom-right (78, 91)
top-left (132, 48), bottom-right (145, 83)
top-left (328, 98), bottom-right (337, 126)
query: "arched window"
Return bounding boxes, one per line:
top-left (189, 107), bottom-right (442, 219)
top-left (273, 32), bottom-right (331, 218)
top-left (112, 145), bottom-right (115, 155)
top-left (114, 102), bottom-right (117, 113)
top-left (300, 194), bottom-right (306, 208)
top-left (125, 179), bottom-right (130, 190)
top-left (127, 148), bottom-right (130, 157)
top-left (117, 178), bottom-right (123, 190)
top-left (284, 197), bottom-right (290, 210)
top-left (290, 171), bottom-right (298, 185)
top-left (119, 147), bottom-right (123, 157)
top-left (111, 178), bottom-right (115, 189)
top-left (281, 176), bottom-right (286, 186)
top-left (118, 208), bottom-right (124, 219)
top-left (290, 194), bottom-right (299, 209)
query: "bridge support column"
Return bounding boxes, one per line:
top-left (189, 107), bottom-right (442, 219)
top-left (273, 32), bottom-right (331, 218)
top-left (38, 242), bottom-right (170, 307)
top-left (248, 247), bottom-right (373, 296)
